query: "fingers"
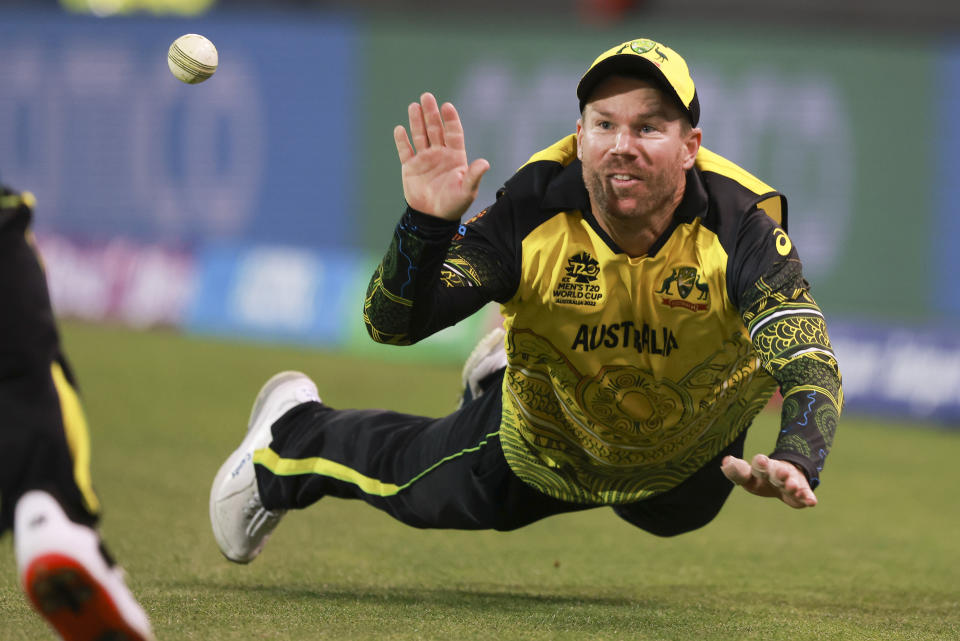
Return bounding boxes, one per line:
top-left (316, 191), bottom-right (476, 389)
top-left (421, 92), bottom-right (445, 148)
top-left (408, 100), bottom-right (428, 154)
top-left (394, 125), bottom-right (414, 164)
top-left (464, 158), bottom-right (490, 195)
top-left (725, 453), bottom-right (818, 508)
top-left (750, 454), bottom-right (781, 488)
top-left (750, 454), bottom-right (818, 508)
top-left (403, 94), bottom-right (462, 155)
top-left (721, 455), bottom-right (753, 485)
top-left (395, 92), bottom-right (485, 214)
top-left (441, 101), bottom-right (465, 151)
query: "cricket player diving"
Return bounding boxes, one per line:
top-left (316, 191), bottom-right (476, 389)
top-left (210, 37), bottom-right (842, 562)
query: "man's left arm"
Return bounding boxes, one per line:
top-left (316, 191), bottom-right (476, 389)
top-left (723, 211), bottom-right (843, 508)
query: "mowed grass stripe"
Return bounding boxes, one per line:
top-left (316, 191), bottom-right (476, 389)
top-left (0, 321), bottom-right (957, 640)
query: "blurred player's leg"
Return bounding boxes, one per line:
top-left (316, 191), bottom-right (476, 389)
top-left (0, 188), bottom-right (97, 534)
top-left (1, 187), bottom-right (154, 640)
top-left (15, 491), bottom-right (155, 641)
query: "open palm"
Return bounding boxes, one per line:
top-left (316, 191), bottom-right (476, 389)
top-left (393, 92), bottom-right (489, 222)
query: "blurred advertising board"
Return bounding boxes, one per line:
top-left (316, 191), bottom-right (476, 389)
top-left (36, 233), bottom-right (496, 363)
top-left (0, 11), bottom-right (359, 249)
top-left (36, 233), bottom-right (196, 328)
top-left (936, 46), bottom-right (960, 319)
top-left (831, 323), bottom-right (960, 424)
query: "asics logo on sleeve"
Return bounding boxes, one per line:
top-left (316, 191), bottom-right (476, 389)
top-left (774, 228), bottom-right (792, 256)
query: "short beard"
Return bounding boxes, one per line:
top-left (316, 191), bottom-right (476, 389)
top-left (583, 164), bottom-right (681, 223)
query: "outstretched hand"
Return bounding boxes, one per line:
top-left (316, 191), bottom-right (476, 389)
top-left (721, 454), bottom-right (817, 509)
top-left (393, 92), bottom-right (490, 221)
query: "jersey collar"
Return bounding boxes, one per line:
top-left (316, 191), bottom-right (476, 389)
top-left (541, 160), bottom-right (709, 257)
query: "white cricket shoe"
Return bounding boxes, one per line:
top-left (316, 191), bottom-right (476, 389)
top-left (210, 370), bottom-right (320, 564)
top-left (14, 490), bottom-right (155, 641)
top-left (459, 326), bottom-right (507, 407)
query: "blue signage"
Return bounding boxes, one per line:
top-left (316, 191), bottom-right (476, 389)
top-left (186, 242), bottom-right (367, 345)
top-left (936, 48), bottom-right (960, 317)
top-left (0, 11), bottom-right (358, 249)
top-left (831, 322), bottom-right (960, 425)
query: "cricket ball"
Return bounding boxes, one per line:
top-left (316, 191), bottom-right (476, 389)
top-left (168, 33), bottom-right (218, 84)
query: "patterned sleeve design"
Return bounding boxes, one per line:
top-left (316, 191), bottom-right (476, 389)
top-left (363, 220), bottom-right (425, 345)
top-left (363, 208), bottom-right (515, 346)
top-left (740, 258), bottom-right (843, 488)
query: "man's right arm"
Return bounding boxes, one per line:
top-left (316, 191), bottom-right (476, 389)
top-left (363, 204), bottom-right (516, 345)
top-left (367, 90), bottom-right (512, 345)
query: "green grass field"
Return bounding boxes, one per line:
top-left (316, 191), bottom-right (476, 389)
top-left (1, 321), bottom-right (958, 640)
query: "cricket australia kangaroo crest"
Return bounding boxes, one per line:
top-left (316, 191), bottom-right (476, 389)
top-left (657, 265), bottom-right (710, 312)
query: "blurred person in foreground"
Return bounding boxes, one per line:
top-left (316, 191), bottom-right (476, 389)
top-left (0, 185), bottom-right (155, 640)
top-left (211, 38), bottom-right (842, 563)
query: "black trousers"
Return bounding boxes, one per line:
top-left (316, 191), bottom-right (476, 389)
top-left (0, 190), bottom-right (98, 534)
top-left (257, 368), bottom-right (745, 536)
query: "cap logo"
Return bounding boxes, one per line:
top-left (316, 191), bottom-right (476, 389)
top-left (627, 39), bottom-right (656, 54)
top-left (580, 38), bottom-right (697, 125)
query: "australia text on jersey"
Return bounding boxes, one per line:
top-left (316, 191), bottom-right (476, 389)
top-left (571, 321), bottom-right (679, 356)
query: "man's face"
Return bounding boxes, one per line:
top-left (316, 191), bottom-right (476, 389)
top-left (577, 76), bottom-right (700, 224)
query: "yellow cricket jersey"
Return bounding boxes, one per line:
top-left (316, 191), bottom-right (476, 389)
top-left (493, 136), bottom-right (784, 502)
top-left (365, 135), bottom-right (840, 505)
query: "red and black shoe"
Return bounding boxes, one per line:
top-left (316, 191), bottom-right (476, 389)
top-left (14, 491), bottom-right (155, 641)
